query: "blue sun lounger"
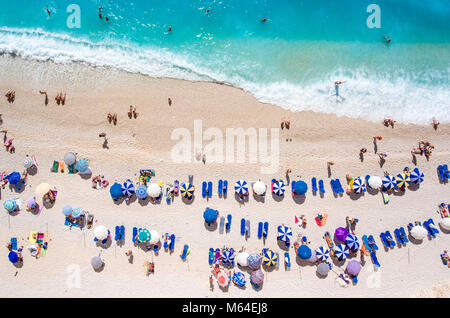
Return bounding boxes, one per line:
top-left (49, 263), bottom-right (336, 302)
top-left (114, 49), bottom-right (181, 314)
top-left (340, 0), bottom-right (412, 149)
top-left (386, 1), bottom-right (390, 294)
top-left (368, 235), bottom-right (378, 250)
top-left (241, 219), bottom-right (246, 235)
top-left (263, 222), bottom-right (268, 238)
top-left (370, 251), bottom-right (381, 267)
top-left (335, 179), bottom-right (344, 193)
top-left (223, 180), bottom-right (228, 194)
top-left (245, 219), bottom-right (250, 237)
top-left (318, 180), bottom-right (325, 194)
top-left (380, 232), bottom-right (389, 248)
top-left (218, 180), bottom-right (223, 195)
top-left (399, 227), bottom-right (409, 243)
top-left (428, 218), bottom-right (439, 235)
top-left (438, 165), bottom-right (448, 181)
top-left (258, 222), bottom-right (263, 239)
top-left (284, 252), bottom-right (291, 269)
top-left (394, 228), bottom-right (404, 245)
top-left (362, 235), bottom-right (372, 252)
top-left (352, 275), bottom-right (358, 284)
top-left (120, 226), bottom-right (125, 241)
top-left (311, 178), bottom-right (318, 192)
top-left (385, 231), bottom-right (396, 247)
top-left (180, 244), bottom-right (189, 261)
top-left (226, 214), bottom-right (232, 231)
top-left (219, 216), bottom-right (225, 234)
top-left (207, 181), bottom-right (212, 197)
top-left (11, 238), bottom-right (17, 251)
top-left (115, 226), bottom-right (121, 241)
top-left (202, 181), bottom-right (207, 198)
top-left (169, 234), bottom-right (175, 252)
top-left (132, 227), bottom-right (137, 243)
top-left (330, 180), bottom-right (338, 193)
top-left (209, 248), bottom-right (214, 265)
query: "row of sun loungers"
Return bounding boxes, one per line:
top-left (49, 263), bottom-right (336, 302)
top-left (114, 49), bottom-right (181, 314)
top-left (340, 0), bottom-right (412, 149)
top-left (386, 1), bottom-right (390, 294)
top-left (437, 164), bottom-right (449, 182)
top-left (202, 180), bottom-right (228, 198)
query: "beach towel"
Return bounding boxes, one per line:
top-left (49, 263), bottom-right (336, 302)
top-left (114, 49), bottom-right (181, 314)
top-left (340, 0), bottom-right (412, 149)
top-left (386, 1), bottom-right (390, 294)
top-left (315, 213), bottom-right (328, 226)
top-left (51, 161), bottom-right (59, 173)
top-left (11, 238), bottom-right (17, 250)
top-left (29, 231), bottom-right (38, 244)
top-left (60, 162), bottom-right (65, 173)
top-left (68, 164), bottom-right (75, 174)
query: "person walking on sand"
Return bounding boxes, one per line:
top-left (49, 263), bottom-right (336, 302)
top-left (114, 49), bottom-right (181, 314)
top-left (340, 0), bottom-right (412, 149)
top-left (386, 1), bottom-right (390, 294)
top-left (168, 97), bottom-right (172, 106)
top-left (432, 118), bottom-right (440, 130)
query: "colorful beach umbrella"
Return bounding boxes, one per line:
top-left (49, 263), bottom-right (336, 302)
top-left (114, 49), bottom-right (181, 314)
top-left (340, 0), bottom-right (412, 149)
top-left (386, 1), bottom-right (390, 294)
top-left (232, 272), bottom-right (246, 287)
top-left (346, 260), bottom-right (362, 276)
top-left (94, 225), bottom-right (109, 240)
top-left (35, 183), bottom-right (51, 197)
top-left (334, 227), bottom-right (349, 242)
top-left (62, 205), bottom-right (72, 216)
top-left (3, 199), bottom-right (17, 212)
top-left (410, 169), bottom-right (424, 184)
top-left (351, 177), bottom-right (365, 193)
top-left (262, 249), bottom-right (278, 267)
top-left (237, 252), bottom-right (249, 267)
top-left (315, 246), bottom-right (330, 261)
top-left (253, 181), bottom-right (266, 195)
top-left (8, 251), bottom-right (19, 263)
top-left (91, 256), bottom-right (104, 269)
top-left (7, 172), bottom-right (21, 185)
top-left (64, 152), bottom-right (76, 166)
top-left (382, 175), bottom-right (397, 190)
top-left (234, 180), bottom-right (248, 195)
top-left (221, 249), bottom-right (235, 264)
top-left (217, 272), bottom-right (229, 288)
top-left (395, 173), bottom-right (411, 189)
top-left (272, 180), bottom-right (285, 196)
top-left (147, 183), bottom-right (161, 198)
top-left (137, 228), bottom-right (151, 243)
top-left (180, 182), bottom-right (195, 199)
top-left (250, 270), bottom-right (264, 285)
top-left (122, 179), bottom-right (135, 196)
top-left (317, 262), bottom-right (330, 276)
top-left (293, 180), bottom-right (308, 195)
top-left (203, 208), bottom-right (218, 224)
top-left (247, 253), bottom-right (262, 270)
top-left (297, 245), bottom-right (312, 259)
top-left (277, 226), bottom-right (293, 242)
top-left (71, 207), bottom-right (82, 218)
top-left (334, 244), bottom-right (349, 261)
top-left (75, 159), bottom-right (89, 173)
top-left (27, 197), bottom-right (37, 210)
top-left (23, 157), bottom-right (33, 169)
top-left (135, 185), bottom-right (148, 200)
top-left (345, 234), bottom-right (360, 251)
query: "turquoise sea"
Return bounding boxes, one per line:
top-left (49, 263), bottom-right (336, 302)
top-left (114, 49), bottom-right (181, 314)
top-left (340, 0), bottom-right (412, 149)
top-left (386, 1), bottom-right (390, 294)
top-left (0, 0), bottom-right (449, 123)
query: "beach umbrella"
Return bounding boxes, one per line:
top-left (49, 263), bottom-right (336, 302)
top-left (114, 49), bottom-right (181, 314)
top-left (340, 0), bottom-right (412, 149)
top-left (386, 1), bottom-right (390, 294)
top-left (3, 199), bottom-right (17, 212)
top-left (94, 225), bottom-right (109, 240)
top-left (149, 230), bottom-right (160, 244)
top-left (410, 226), bottom-right (428, 240)
top-left (439, 218), bottom-right (450, 231)
top-left (395, 173), bottom-right (411, 189)
top-left (62, 205), bottom-right (72, 216)
top-left (35, 183), bottom-right (51, 197)
top-left (308, 251), bottom-right (318, 263)
top-left (262, 249), bottom-right (278, 267)
top-left (91, 256), bottom-right (104, 270)
top-left (137, 228), bottom-right (151, 243)
top-left (23, 157), bottom-right (33, 168)
top-left (232, 272), bottom-right (246, 287)
top-left (27, 197), bottom-right (37, 210)
top-left (109, 183), bottom-right (123, 199)
top-left (345, 234), bottom-right (360, 251)
top-left (217, 272), bottom-right (229, 288)
top-left (122, 179), bottom-right (135, 196)
top-left (8, 251), bottom-right (19, 263)
top-left (247, 253), bottom-right (262, 270)
top-left (346, 260), bottom-right (362, 276)
top-left (317, 262), bottom-right (330, 276)
top-left (253, 181), bottom-right (266, 195)
top-left (71, 207), bottom-right (82, 218)
top-left (351, 177), bottom-right (365, 193)
top-left (64, 152), bottom-right (76, 166)
top-left (334, 244), bottom-right (349, 261)
top-left (293, 180), bottom-right (308, 195)
top-left (277, 226), bottom-right (293, 242)
top-left (272, 180), bottom-right (285, 196)
top-left (382, 175), bottom-right (397, 190)
top-left (297, 245), bottom-right (312, 259)
top-left (237, 252), bottom-right (249, 267)
top-left (410, 169), bottom-right (424, 184)
top-left (7, 172), bottom-right (21, 185)
top-left (135, 185), bottom-right (148, 200)
top-left (250, 270), bottom-right (264, 285)
top-left (315, 246), bottom-right (330, 261)
top-left (180, 182), bottom-right (195, 199)
top-left (222, 249), bottom-right (235, 264)
top-left (203, 208), bottom-right (218, 224)
top-left (75, 159), bottom-right (89, 173)
top-left (334, 227), bottom-right (349, 242)
top-left (147, 183), bottom-right (161, 198)
top-left (234, 180), bottom-right (248, 195)
top-left (368, 176), bottom-right (382, 189)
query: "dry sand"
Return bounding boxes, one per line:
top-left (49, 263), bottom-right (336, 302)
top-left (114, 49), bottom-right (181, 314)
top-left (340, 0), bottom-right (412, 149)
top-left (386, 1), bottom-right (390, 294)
top-left (0, 55), bottom-right (449, 297)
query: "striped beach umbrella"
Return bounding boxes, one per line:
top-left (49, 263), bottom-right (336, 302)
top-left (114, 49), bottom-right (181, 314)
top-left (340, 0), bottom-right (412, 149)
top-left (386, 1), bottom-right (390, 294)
top-left (234, 180), bottom-right (248, 195)
top-left (135, 185), bottom-right (148, 200)
top-left (122, 180), bottom-right (135, 196)
top-left (262, 249), bottom-right (278, 267)
top-left (382, 175), bottom-right (397, 190)
top-left (345, 234), bottom-right (360, 251)
top-left (315, 246), bottom-right (330, 261)
top-left (221, 249), bottom-right (235, 264)
top-left (75, 159), bottom-right (89, 173)
top-left (71, 208), bottom-right (82, 218)
top-left (334, 244), bottom-right (349, 261)
top-left (272, 180), bottom-right (286, 196)
top-left (180, 182), bottom-right (195, 199)
top-left (3, 199), bottom-right (17, 212)
top-left (250, 270), bottom-right (264, 285)
top-left (217, 272), bottom-right (229, 288)
top-left (232, 272), bottom-right (246, 287)
top-left (23, 157), bottom-right (33, 168)
top-left (395, 173), bottom-right (411, 189)
top-left (247, 253), bottom-right (261, 270)
top-left (277, 226), bottom-right (293, 242)
top-left (352, 177), bottom-right (365, 193)
top-left (137, 228), bottom-right (151, 243)
top-left (410, 169), bottom-right (424, 184)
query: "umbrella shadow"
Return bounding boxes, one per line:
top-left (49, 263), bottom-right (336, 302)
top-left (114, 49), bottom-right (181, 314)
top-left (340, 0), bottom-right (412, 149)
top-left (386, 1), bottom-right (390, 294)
top-left (392, 190), bottom-right (406, 197)
top-left (204, 222), bottom-right (218, 232)
top-left (96, 237), bottom-right (112, 249)
top-left (347, 192), bottom-right (363, 201)
top-left (366, 187), bottom-right (379, 195)
top-left (13, 261), bottom-right (24, 269)
top-left (79, 172), bottom-right (92, 180)
top-left (138, 196), bottom-right (151, 206)
top-left (26, 166), bottom-right (38, 176)
top-left (271, 193), bottom-right (284, 202)
top-left (330, 257), bottom-right (346, 267)
top-left (182, 196), bottom-right (195, 205)
top-left (93, 264), bottom-right (105, 273)
top-left (112, 197), bottom-right (125, 205)
top-left (295, 257), bottom-right (315, 267)
top-left (234, 193), bottom-right (249, 204)
top-left (292, 194), bottom-right (306, 204)
top-left (408, 183), bottom-right (420, 191)
top-left (276, 239), bottom-right (290, 251)
top-left (253, 195), bottom-right (265, 203)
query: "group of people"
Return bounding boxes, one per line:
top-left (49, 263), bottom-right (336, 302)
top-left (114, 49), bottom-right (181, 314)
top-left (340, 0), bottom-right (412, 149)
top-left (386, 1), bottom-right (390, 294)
top-left (2, 130), bottom-right (15, 153)
top-left (5, 90), bottom-right (15, 102)
top-left (383, 118), bottom-right (396, 128)
top-left (43, 189), bottom-right (57, 205)
top-left (55, 92), bottom-right (66, 105)
top-left (107, 113), bottom-right (118, 125)
top-left (411, 140), bottom-right (434, 158)
top-left (127, 105), bottom-right (139, 119)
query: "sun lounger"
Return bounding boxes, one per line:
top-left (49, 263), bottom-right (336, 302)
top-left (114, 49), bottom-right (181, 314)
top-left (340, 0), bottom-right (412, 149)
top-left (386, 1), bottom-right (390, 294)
top-left (132, 227), bottom-right (138, 243)
top-left (311, 178), bottom-right (317, 192)
top-left (352, 275), bottom-right (358, 284)
top-left (241, 218), bottom-right (245, 235)
top-left (362, 235), bottom-right (372, 252)
top-left (219, 216), bottom-right (225, 234)
top-left (330, 180), bottom-right (337, 193)
top-left (428, 218), bottom-right (439, 235)
top-left (263, 222), bottom-right (268, 238)
top-left (115, 226), bottom-right (120, 241)
top-left (215, 248), bottom-right (221, 262)
top-left (226, 214), bottom-right (232, 231)
top-left (368, 236), bottom-right (378, 250)
top-left (202, 181), bottom-right (207, 198)
top-left (207, 181), bottom-right (212, 197)
top-left (385, 231), bottom-right (396, 247)
top-left (258, 222), bottom-right (263, 239)
top-left (180, 244), bottom-right (189, 261)
top-left (209, 248), bottom-right (214, 265)
top-left (370, 251), bottom-right (381, 267)
top-left (51, 161), bottom-right (59, 173)
top-left (218, 180), bottom-right (223, 195)
top-left (365, 175), bottom-right (372, 189)
top-left (335, 179), bottom-right (344, 193)
top-left (284, 252), bottom-right (291, 269)
top-left (379, 232), bottom-right (389, 248)
top-left (169, 234), bottom-right (175, 252)
top-left (399, 227), bottom-right (409, 243)
top-left (423, 220), bottom-right (433, 238)
top-left (245, 219), bottom-right (250, 237)
top-left (318, 180), bottom-right (325, 194)
top-left (223, 180), bottom-right (228, 194)
top-left (394, 228), bottom-right (404, 245)
top-left (120, 225), bottom-right (125, 241)
top-left (11, 238), bottom-right (17, 250)
top-left (438, 165), bottom-right (448, 181)
top-left (324, 231), bottom-right (334, 250)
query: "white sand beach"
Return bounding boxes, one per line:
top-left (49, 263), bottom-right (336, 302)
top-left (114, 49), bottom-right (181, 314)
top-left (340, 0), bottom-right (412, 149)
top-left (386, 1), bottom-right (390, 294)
top-left (0, 55), bottom-right (449, 297)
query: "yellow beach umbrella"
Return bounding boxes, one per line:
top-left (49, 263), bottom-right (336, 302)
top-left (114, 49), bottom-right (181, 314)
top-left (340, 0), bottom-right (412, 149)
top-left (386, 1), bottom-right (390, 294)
top-left (262, 249), bottom-right (278, 267)
top-left (395, 173), bottom-right (411, 188)
top-left (35, 183), bottom-right (51, 197)
top-left (180, 182), bottom-right (195, 199)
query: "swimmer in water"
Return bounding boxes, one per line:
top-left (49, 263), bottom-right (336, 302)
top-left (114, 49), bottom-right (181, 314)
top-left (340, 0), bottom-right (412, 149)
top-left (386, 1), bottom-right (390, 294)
top-left (168, 26), bottom-right (172, 32)
top-left (262, 18), bottom-right (268, 22)
top-left (99, 6), bottom-right (103, 19)
top-left (46, 6), bottom-right (51, 16)
top-left (205, 9), bottom-right (211, 14)
top-left (384, 35), bottom-right (391, 44)
top-left (334, 81), bottom-right (345, 97)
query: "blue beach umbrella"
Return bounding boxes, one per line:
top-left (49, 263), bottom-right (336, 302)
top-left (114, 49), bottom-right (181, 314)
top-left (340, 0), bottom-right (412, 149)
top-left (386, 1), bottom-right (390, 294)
top-left (315, 246), bottom-right (330, 261)
top-left (135, 185), bottom-right (148, 200)
top-left (71, 208), bottom-right (82, 218)
top-left (8, 172), bottom-right (21, 185)
top-left (75, 159), bottom-right (89, 173)
top-left (62, 205), bottom-right (73, 216)
top-left (232, 272), bottom-right (246, 287)
top-left (234, 180), bottom-right (248, 195)
top-left (203, 208), bottom-right (218, 224)
top-left (247, 253), bottom-right (262, 270)
top-left (222, 249), bottom-right (235, 264)
top-left (410, 169), bottom-right (424, 184)
top-left (334, 244), bottom-right (350, 261)
top-left (297, 245), bottom-right (312, 259)
top-left (352, 177), bottom-right (365, 193)
top-left (277, 226), bottom-right (293, 242)
top-left (345, 234), bottom-right (360, 251)
top-left (109, 183), bottom-right (123, 199)
top-left (8, 251), bottom-right (19, 263)
top-left (293, 180), bottom-right (308, 195)
top-left (122, 179), bottom-right (135, 196)
top-left (382, 175), bottom-right (397, 190)
top-left (3, 199), bottom-right (17, 212)
top-left (272, 180), bottom-right (285, 196)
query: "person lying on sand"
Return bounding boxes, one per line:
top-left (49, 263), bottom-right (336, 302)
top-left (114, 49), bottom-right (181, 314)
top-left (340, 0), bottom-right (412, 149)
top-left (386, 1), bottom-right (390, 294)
top-left (378, 152), bottom-right (388, 159)
top-left (383, 118), bottom-right (395, 127)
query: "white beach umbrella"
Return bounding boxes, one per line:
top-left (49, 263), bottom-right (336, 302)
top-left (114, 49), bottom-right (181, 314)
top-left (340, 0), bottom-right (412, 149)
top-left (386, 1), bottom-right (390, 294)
top-left (94, 225), bottom-right (109, 240)
top-left (236, 252), bottom-right (249, 267)
top-left (35, 183), bottom-right (51, 197)
top-left (368, 176), bottom-right (382, 189)
top-left (317, 262), bottom-right (330, 276)
top-left (64, 152), bottom-right (76, 166)
top-left (147, 183), bottom-right (162, 198)
top-left (410, 226), bottom-right (428, 240)
top-left (91, 256), bottom-right (104, 269)
top-left (149, 230), bottom-right (160, 244)
top-left (253, 181), bottom-right (266, 195)
top-left (439, 218), bottom-right (450, 231)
